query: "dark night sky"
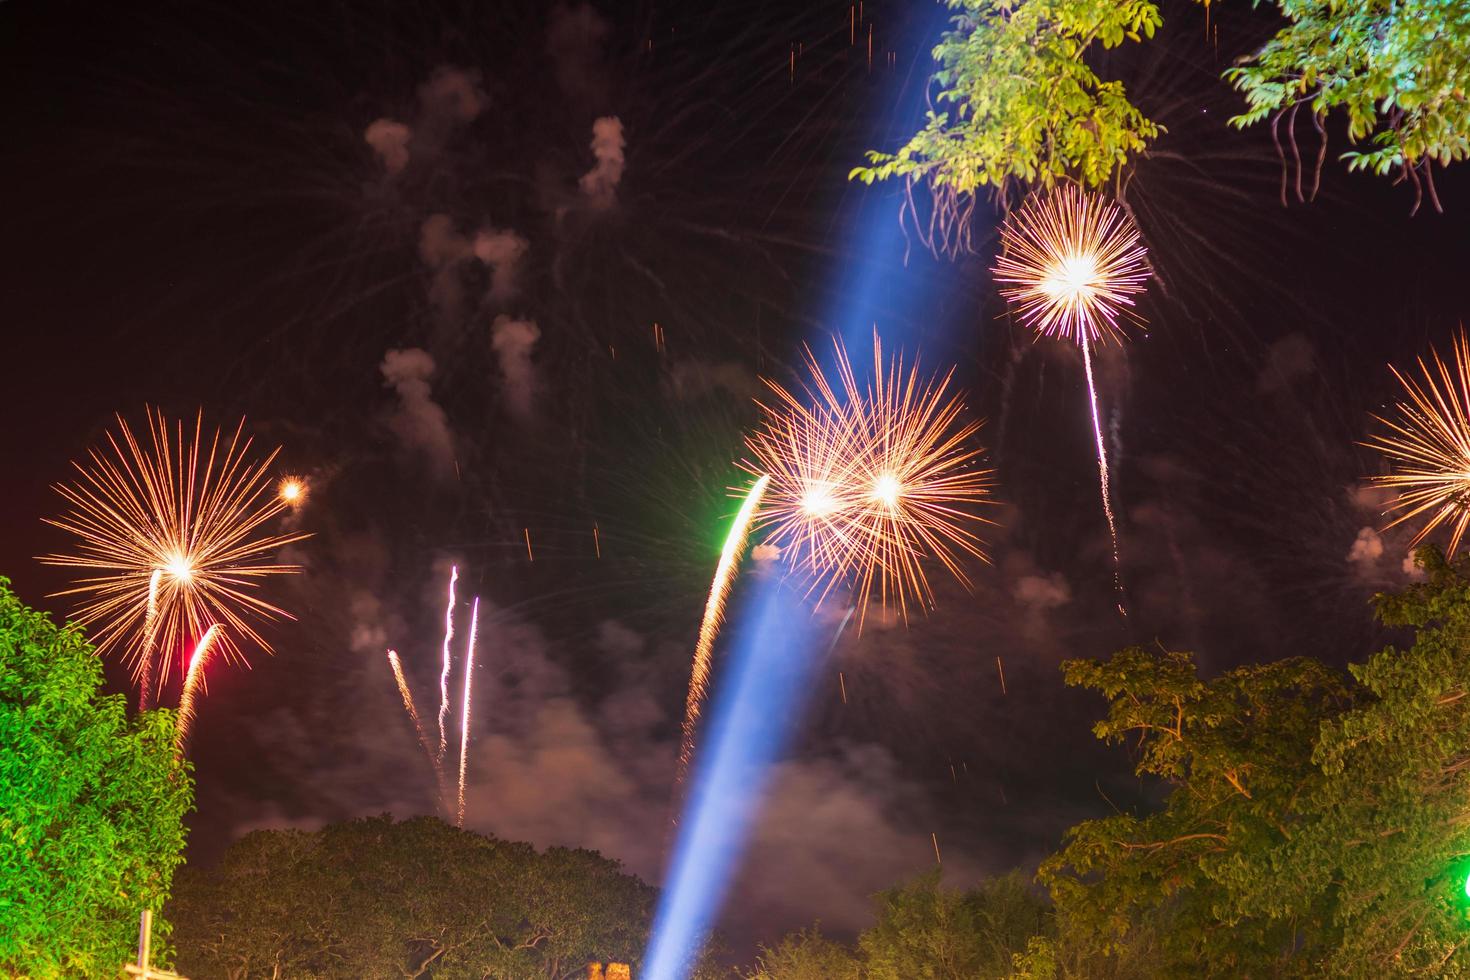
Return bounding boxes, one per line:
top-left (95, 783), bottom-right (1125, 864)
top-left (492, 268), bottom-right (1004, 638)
top-left (4, 0), bottom-right (1470, 959)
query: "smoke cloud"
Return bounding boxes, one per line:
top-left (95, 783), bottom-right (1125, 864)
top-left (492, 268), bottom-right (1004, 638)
top-left (546, 3), bottom-right (610, 105)
top-left (579, 116), bottom-right (626, 209)
top-left (363, 118), bottom-right (412, 175)
top-left (491, 316), bottom-right (541, 421)
top-left (474, 229), bottom-right (530, 303)
top-left (380, 348), bottom-right (455, 476)
top-left (416, 66), bottom-right (488, 125)
top-left (1012, 572), bottom-right (1072, 612)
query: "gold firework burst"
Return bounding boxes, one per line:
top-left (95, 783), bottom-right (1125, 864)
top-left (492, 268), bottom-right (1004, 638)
top-left (42, 408), bottom-right (308, 697)
top-left (1366, 332), bottom-right (1470, 555)
top-left (994, 183), bottom-right (1151, 346)
top-left (744, 336), bottom-right (994, 621)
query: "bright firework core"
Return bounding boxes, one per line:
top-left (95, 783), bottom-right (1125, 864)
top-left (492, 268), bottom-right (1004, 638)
top-left (871, 473), bottom-right (902, 508)
top-left (1042, 254), bottom-right (1100, 302)
top-left (164, 556), bottom-right (194, 582)
top-left (279, 477), bottom-right (306, 504)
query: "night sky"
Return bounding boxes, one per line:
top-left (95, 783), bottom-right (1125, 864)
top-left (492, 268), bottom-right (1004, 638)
top-left (5, 0), bottom-right (1470, 959)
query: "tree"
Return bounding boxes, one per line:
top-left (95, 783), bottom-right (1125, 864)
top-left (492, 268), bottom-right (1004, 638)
top-left (853, 0), bottom-right (1470, 215)
top-left (168, 815), bottom-right (657, 979)
top-left (744, 871), bottom-right (1048, 980)
top-left (0, 576), bottom-right (193, 977)
top-left (1031, 547), bottom-right (1470, 976)
top-left (746, 928), bottom-right (862, 980)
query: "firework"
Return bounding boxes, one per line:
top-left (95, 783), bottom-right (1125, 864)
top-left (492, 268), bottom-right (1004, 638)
top-left (457, 598), bottom-right (479, 828)
top-left (174, 625), bottom-right (222, 758)
top-left (42, 409), bottom-right (307, 696)
top-left (388, 648), bottom-right (443, 799)
top-left (993, 183), bottom-right (1150, 346)
top-left (676, 475), bottom-right (771, 785)
top-left (994, 187), bottom-right (1152, 612)
top-left (278, 476), bottom-right (307, 506)
top-left (436, 565), bottom-right (458, 765)
top-left (1365, 332), bottom-right (1470, 555)
top-left (744, 337), bottom-right (994, 622)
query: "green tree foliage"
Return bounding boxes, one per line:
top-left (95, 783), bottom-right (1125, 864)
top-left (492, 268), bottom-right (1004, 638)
top-left (168, 815), bottom-right (656, 979)
top-left (1030, 547), bottom-right (1470, 976)
top-left (853, 0), bottom-right (1470, 209)
top-left (0, 576), bottom-right (192, 978)
top-left (852, 0), bottom-right (1162, 201)
top-left (745, 870), bottom-right (1048, 980)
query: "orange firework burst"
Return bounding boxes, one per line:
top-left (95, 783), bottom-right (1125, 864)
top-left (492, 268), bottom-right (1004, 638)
top-left (994, 183), bottom-right (1150, 346)
top-left (1365, 332), bottom-right (1470, 555)
top-left (42, 409), bottom-right (308, 701)
top-left (744, 336), bottom-right (994, 621)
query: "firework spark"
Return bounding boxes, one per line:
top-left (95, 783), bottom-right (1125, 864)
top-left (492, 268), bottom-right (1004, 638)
top-left (744, 336), bottom-right (994, 623)
top-left (388, 648), bottom-right (443, 799)
top-left (42, 409), bottom-right (307, 693)
top-left (993, 183), bottom-right (1150, 346)
top-left (994, 186), bottom-right (1151, 612)
top-left (676, 475), bottom-right (771, 785)
top-left (436, 565), bottom-right (458, 766)
top-left (457, 598), bottom-right (479, 828)
top-left (1365, 332), bottom-right (1470, 555)
top-left (174, 625), bottom-right (222, 758)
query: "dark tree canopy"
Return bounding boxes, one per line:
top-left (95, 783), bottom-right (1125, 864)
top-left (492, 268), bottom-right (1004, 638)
top-left (1026, 547), bottom-right (1470, 976)
top-left (0, 577), bottom-right (192, 977)
top-left (168, 815), bottom-right (656, 980)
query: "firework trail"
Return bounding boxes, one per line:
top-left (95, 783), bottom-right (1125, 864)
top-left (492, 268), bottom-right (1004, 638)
top-left (436, 565), bottom-right (458, 766)
top-left (388, 648), bottom-right (444, 801)
top-left (745, 337), bottom-right (994, 624)
top-left (457, 598), bottom-right (479, 828)
top-left (676, 475), bottom-right (771, 786)
top-left (137, 569), bottom-right (163, 711)
top-left (1082, 338), bottom-right (1125, 613)
top-left (42, 408), bottom-right (307, 690)
top-left (994, 185), bottom-right (1151, 613)
top-left (1365, 331), bottom-right (1470, 555)
top-left (174, 625), bottom-right (222, 758)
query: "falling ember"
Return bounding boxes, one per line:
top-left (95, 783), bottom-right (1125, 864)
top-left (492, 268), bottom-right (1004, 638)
top-left (1365, 332), bottom-right (1470, 555)
top-left (838, 670), bottom-right (848, 704)
top-left (931, 832), bottom-right (942, 865)
top-left (524, 528), bottom-right (534, 562)
top-left (593, 523), bottom-right (602, 559)
top-left (388, 649), bottom-right (442, 799)
top-left (41, 408), bottom-right (307, 690)
top-left (676, 475), bottom-right (771, 786)
top-left (174, 625), bottom-right (222, 758)
top-left (457, 598), bottom-right (479, 829)
top-left (995, 655), bottom-right (1007, 695)
top-left (436, 566), bottom-right (458, 766)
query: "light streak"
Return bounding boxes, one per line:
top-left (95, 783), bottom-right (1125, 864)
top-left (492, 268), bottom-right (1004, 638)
top-left (676, 476), bottom-right (771, 786)
top-left (41, 408), bottom-right (307, 690)
top-left (437, 565), bottom-right (458, 766)
top-left (388, 649), bottom-right (442, 798)
top-left (137, 570), bottom-right (163, 711)
top-left (457, 598), bottom-right (479, 828)
top-left (174, 625), bottom-right (221, 758)
top-left (1082, 337), bottom-right (1126, 611)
